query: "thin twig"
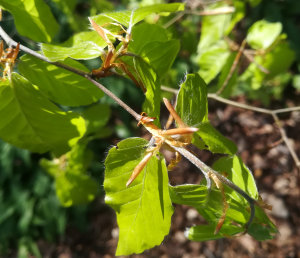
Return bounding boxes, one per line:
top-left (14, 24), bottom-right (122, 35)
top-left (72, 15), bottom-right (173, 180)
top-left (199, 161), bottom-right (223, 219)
top-left (216, 39), bottom-right (246, 96)
top-left (161, 86), bottom-right (300, 168)
top-left (0, 26), bottom-right (142, 122)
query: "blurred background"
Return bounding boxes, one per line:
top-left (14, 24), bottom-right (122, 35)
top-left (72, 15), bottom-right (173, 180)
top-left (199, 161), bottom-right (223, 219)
top-left (0, 0), bottom-right (300, 257)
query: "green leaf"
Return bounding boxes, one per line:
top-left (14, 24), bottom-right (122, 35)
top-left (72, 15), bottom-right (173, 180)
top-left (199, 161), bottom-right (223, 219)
top-left (18, 55), bottom-right (104, 106)
top-left (169, 184), bottom-right (209, 208)
top-left (134, 57), bottom-right (161, 126)
top-left (41, 31), bottom-right (107, 62)
top-left (225, 1), bottom-right (245, 35)
top-left (55, 173), bottom-right (98, 207)
top-left (169, 184), bottom-right (250, 226)
top-left (170, 184), bottom-right (277, 239)
top-left (175, 73), bottom-right (208, 125)
top-left (293, 75), bottom-right (300, 89)
top-left (198, 43), bottom-right (230, 84)
top-left (82, 103), bottom-right (111, 135)
top-left (104, 138), bottom-right (173, 256)
top-left (91, 3), bottom-right (185, 28)
top-left (0, 0), bottom-right (59, 42)
top-left (175, 73), bottom-right (237, 155)
top-left (193, 122), bottom-right (237, 155)
top-left (186, 224), bottom-right (244, 241)
top-left (197, 4), bottom-right (231, 51)
top-left (240, 42), bottom-right (295, 90)
top-left (246, 20), bottom-right (282, 50)
top-left (0, 73), bottom-right (85, 156)
top-left (213, 156), bottom-right (258, 205)
top-left (40, 142), bottom-right (98, 207)
top-left (126, 23), bottom-right (180, 78)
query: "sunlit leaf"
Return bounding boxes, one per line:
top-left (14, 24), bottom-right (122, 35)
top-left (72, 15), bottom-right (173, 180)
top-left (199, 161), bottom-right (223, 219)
top-left (186, 224), bottom-right (244, 241)
top-left (198, 43), bottom-right (230, 84)
top-left (0, 73), bottom-right (85, 156)
top-left (125, 23), bottom-right (180, 78)
top-left (105, 138), bottom-right (173, 255)
top-left (246, 20), bottom-right (282, 50)
top-left (197, 4), bottom-right (231, 51)
top-left (175, 73), bottom-right (237, 155)
top-left (40, 142), bottom-right (98, 207)
top-left (134, 57), bottom-right (161, 126)
top-left (0, 0), bottom-right (59, 42)
top-left (91, 3), bottom-right (185, 28)
top-left (213, 156), bottom-right (258, 205)
top-left (41, 31), bottom-right (107, 62)
top-left (225, 1), bottom-right (245, 35)
top-left (193, 122), bottom-right (237, 155)
top-left (18, 55), bottom-right (104, 106)
top-left (175, 72), bottom-right (208, 128)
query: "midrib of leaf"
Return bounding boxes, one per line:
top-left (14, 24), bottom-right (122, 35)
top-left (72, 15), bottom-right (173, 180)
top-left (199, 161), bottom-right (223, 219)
top-left (10, 76), bottom-right (53, 150)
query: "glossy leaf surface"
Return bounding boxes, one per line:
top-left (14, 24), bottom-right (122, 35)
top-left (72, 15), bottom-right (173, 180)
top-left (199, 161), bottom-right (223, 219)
top-left (0, 0), bottom-right (59, 42)
top-left (246, 20), bottom-right (282, 50)
top-left (175, 73), bottom-right (237, 155)
top-left (134, 57), bottom-right (161, 126)
top-left (126, 23), bottom-right (180, 78)
top-left (41, 31), bottom-right (107, 62)
top-left (40, 142), bottom-right (98, 207)
top-left (91, 3), bottom-right (185, 28)
top-left (18, 55), bottom-right (104, 106)
top-left (213, 156), bottom-right (258, 204)
top-left (104, 138), bottom-right (173, 255)
top-left (0, 74), bottom-right (85, 156)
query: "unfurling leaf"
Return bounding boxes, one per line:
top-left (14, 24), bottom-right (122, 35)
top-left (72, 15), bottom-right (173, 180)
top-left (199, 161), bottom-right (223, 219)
top-left (104, 138), bottom-right (173, 256)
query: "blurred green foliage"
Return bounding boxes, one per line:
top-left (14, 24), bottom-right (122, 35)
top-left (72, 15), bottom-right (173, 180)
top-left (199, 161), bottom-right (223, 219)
top-left (0, 0), bottom-right (299, 256)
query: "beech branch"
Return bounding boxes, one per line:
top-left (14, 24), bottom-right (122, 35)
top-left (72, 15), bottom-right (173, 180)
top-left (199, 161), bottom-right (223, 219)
top-left (0, 26), bottom-right (263, 232)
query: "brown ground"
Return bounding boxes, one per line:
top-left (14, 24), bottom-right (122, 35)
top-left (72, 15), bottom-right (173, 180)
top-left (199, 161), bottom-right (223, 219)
top-left (39, 95), bottom-right (300, 258)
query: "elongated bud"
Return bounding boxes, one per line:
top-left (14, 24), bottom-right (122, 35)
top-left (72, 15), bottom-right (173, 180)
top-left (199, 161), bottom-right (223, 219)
top-left (161, 127), bottom-right (198, 136)
top-left (163, 98), bottom-right (186, 128)
top-left (89, 18), bottom-right (110, 43)
top-left (137, 116), bottom-right (156, 126)
top-left (126, 152), bottom-right (153, 187)
top-left (104, 50), bottom-right (113, 68)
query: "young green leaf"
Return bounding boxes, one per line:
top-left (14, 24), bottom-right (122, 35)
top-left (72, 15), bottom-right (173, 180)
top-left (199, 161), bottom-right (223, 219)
top-left (175, 73), bottom-right (237, 155)
top-left (239, 42), bottom-right (295, 90)
top-left (124, 23), bottom-right (180, 78)
top-left (175, 73), bottom-right (208, 125)
top-left (41, 31), bottom-right (107, 62)
top-left (55, 173), bottom-right (98, 207)
top-left (0, 0), bottom-right (59, 42)
top-left (0, 73), bottom-right (85, 156)
top-left (18, 55), bottom-right (104, 106)
top-left (40, 141), bottom-right (98, 207)
top-left (133, 57), bottom-right (161, 126)
top-left (193, 122), bottom-right (238, 155)
top-left (91, 3), bottom-right (185, 28)
top-left (197, 3), bottom-right (231, 51)
top-left (246, 20), bottom-right (282, 50)
top-left (186, 224), bottom-right (244, 241)
top-left (105, 138), bottom-right (173, 256)
top-left (213, 156), bottom-right (258, 204)
top-left (225, 1), bottom-right (245, 35)
top-left (198, 42), bottom-right (230, 84)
